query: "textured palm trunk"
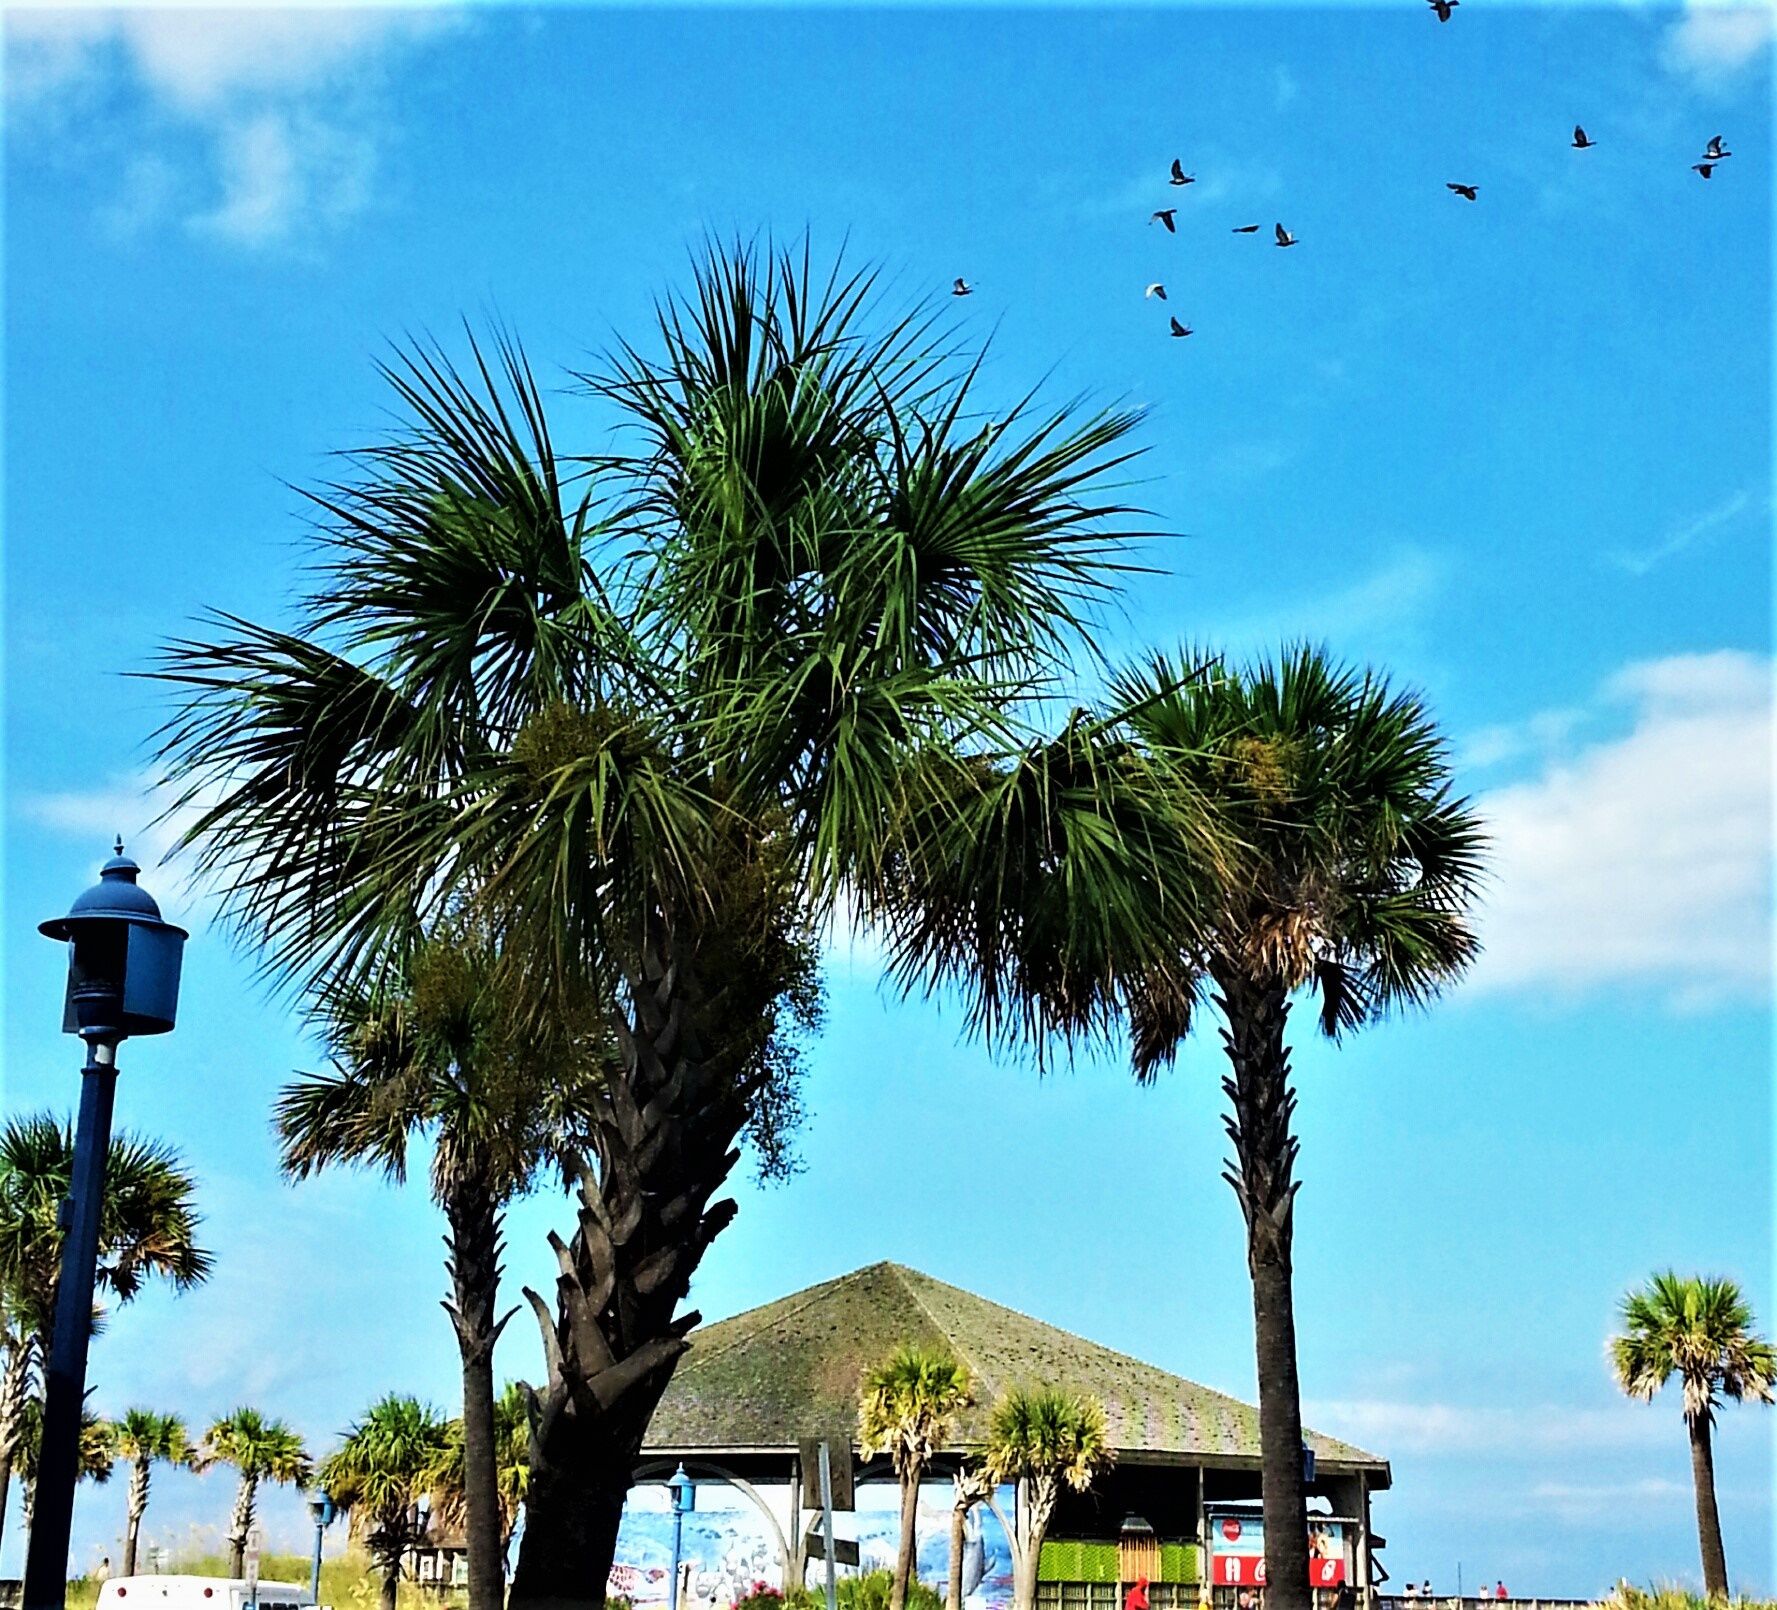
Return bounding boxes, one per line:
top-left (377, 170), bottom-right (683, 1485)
top-left (1687, 1413), bottom-right (1729, 1598)
top-left (1009, 1474), bottom-right (1056, 1610)
top-left (509, 914), bottom-right (747, 1610)
top-left (947, 1503), bottom-right (967, 1610)
top-left (228, 1473), bottom-right (257, 1577)
top-left (124, 1457), bottom-right (152, 1577)
top-left (377, 1548), bottom-right (402, 1610)
top-left (0, 1333), bottom-right (37, 1553)
top-left (890, 1464), bottom-right (922, 1610)
top-left (1216, 968), bottom-right (1310, 1610)
top-left (445, 1171), bottom-right (511, 1610)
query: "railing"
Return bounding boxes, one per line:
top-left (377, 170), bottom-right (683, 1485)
top-left (1378, 1597), bottom-right (1599, 1609)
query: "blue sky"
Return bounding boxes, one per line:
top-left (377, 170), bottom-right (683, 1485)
top-left (3, 1), bottom-right (1772, 1598)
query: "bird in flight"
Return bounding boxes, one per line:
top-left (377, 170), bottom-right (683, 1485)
top-left (1170, 159), bottom-right (1196, 186)
top-left (1447, 183), bottom-right (1479, 201)
top-left (952, 279), bottom-right (973, 296)
top-left (1232, 224), bottom-right (1262, 234)
top-left (1275, 223), bottom-right (1298, 247)
top-left (1428, 0), bottom-right (1458, 21)
top-left (1702, 135), bottom-right (1731, 160)
top-left (1169, 316), bottom-right (1194, 338)
top-left (1692, 162), bottom-right (1715, 179)
top-left (1572, 126), bottom-right (1596, 149)
top-left (1150, 209), bottom-right (1178, 232)
top-left (1145, 283), bottom-right (1168, 300)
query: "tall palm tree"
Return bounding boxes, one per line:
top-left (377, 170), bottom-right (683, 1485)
top-left (320, 1395), bottom-right (453, 1610)
top-left (197, 1408), bottom-right (312, 1575)
top-left (1105, 647), bottom-right (1486, 1610)
top-left (14, 1397), bottom-right (114, 1535)
top-left (945, 1465), bottom-right (994, 1610)
top-left (1610, 1272), bottom-right (1776, 1598)
top-left (149, 240), bottom-right (1212, 1610)
top-left (277, 933), bottom-right (608, 1610)
top-left (981, 1389), bottom-right (1111, 1610)
top-left (859, 1347), bottom-right (973, 1610)
top-left (113, 1409), bottom-right (194, 1576)
top-left (0, 1113), bottom-right (211, 1551)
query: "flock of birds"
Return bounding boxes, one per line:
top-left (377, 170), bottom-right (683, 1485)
top-left (945, 6), bottom-right (1743, 342)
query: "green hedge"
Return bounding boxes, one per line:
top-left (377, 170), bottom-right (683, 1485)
top-left (1037, 1542), bottom-right (1199, 1585)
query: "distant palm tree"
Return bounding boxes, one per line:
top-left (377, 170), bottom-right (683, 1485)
top-left (197, 1409), bottom-right (312, 1575)
top-left (982, 1388), bottom-right (1111, 1610)
top-left (113, 1409), bottom-right (194, 1576)
top-left (1114, 647), bottom-right (1485, 1610)
top-left (278, 934), bottom-right (606, 1610)
top-left (1610, 1272), bottom-right (1776, 1598)
top-left (321, 1395), bottom-right (453, 1610)
top-left (946, 1466), bottom-right (994, 1610)
top-left (860, 1347), bottom-right (974, 1610)
top-left (15, 1397), bottom-right (113, 1534)
top-left (0, 1113), bottom-right (211, 1552)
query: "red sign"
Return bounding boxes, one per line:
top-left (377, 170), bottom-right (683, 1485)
top-left (1208, 1517), bottom-right (1347, 1588)
top-left (1221, 1520), bottom-right (1244, 1543)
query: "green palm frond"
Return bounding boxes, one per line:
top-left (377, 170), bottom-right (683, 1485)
top-left (858, 1347), bottom-right (973, 1475)
top-left (199, 1407), bottom-right (313, 1487)
top-left (1610, 1272), bottom-right (1777, 1426)
top-left (982, 1387), bottom-right (1112, 1494)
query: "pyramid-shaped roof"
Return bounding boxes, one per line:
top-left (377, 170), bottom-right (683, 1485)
top-left (644, 1261), bottom-right (1383, 1469)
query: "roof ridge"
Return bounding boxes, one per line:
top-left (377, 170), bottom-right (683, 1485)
top-left (679, 1264), bottom-right (881, 1376)
top-left (888, 1264), bottom-right (994, 1398)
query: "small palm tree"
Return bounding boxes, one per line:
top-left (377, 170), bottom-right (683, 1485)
top-left (1113, 647), bottom-right (1485, 1610)
top-left (1610, 1272), bottom-right (1776, 1598)
top-left (946, 1466), bottom-right (994, 1610)
top-left (982, 1389), bottom-right (1111, 1610)
top-left (14, 1398), bottom-right (113, 1534)
top-left (859, 1347), bottom-right (974, 1610)
top-left (113, 1409), bottom-right (194, 1576)
top-left (198, 1408), bottom-right (312, 1575)
top-left (0, 1113), bottom-right (211, 1552)
top-left (321, 1395), bottom-right (453, 1610)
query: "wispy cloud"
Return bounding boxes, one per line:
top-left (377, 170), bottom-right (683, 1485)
top-left (1662, 2), bottom-right (1775, 90)
top-left (1468, 650), bottom-right (1773, 1007)
top-left (1214, 548), bottom-right (1448, 657)
top-left (1607, 488), bottom-right (1760, 576)
top-left (5, 5), bottom-right (459, 250)
top-left (1304, 1397), bottom-right (1669, 1457)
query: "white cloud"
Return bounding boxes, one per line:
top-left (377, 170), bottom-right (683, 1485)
top-left (1663, 3), bottom-right (1775, 87)
top-left (5, 5), bottom-right (458, 249)
top-left (1607, 488), bottom-right (1760, 576)
top-left (1304, 1397), bottom-right (1669, 1457)
top-left (1216, 549), bottom-right (1447, 656)
top-left (1469, 651), bottom-right (1773, 1007)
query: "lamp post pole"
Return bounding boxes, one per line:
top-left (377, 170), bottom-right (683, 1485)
top-left (22, 843), bottom-right (186, 1610)
top-left (308, 1494), bottom-right (336, 1604)
top-left (668, 1464), bottom-right (696, 1610)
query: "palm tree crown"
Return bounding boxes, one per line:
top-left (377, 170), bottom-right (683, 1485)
top-left (982, 1388), bottom-right (1111, 1494)
top-left (859, 1347), bottom-right (973, 1475)
top-left (1611, 1272), bottom-right (1776, 1424)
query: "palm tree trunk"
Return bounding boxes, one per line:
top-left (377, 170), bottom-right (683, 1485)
top-left (0, 1333), bottom-right (36, 1554)
top-left (124, 1457), bottom-right (151, 1577)
top-left (510, 914), bottom-right (746, 1610)
top-left (1686, 1413), bottom-right (1729, 1598)
top-left (446, 1171), bottom-right (510, 1610)
top-left (380, 1553), bottom-right (401, 1610)
top-left (1217, 969), bottom-right (1310, 1610)
top-left (947, 1502), bottom-right (967, 1610)
top-left (891, 1466), bottom-right (921, 1610)
top-left (228, 1473), bottom-right (257, 1577)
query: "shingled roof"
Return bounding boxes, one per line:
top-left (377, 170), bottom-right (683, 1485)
top-left (644, 1261), bottom-right (1383, 1469)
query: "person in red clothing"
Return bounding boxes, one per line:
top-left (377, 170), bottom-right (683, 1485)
top-left (1125, 1577), bottom-right (1150, 1610)
top-left (1495, 1587), bottom-right (1508, 1601)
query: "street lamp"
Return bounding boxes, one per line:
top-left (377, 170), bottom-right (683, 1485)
top-left (308, 1492), bottom-right (337, 1604)
top-left (667, 1464), bottom-right (696, 1610)
top-left (23, 842), bottom-right (186, 1610)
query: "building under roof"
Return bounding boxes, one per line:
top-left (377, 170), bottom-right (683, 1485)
top-left (633, 1262), bottom-right (1390, 1608)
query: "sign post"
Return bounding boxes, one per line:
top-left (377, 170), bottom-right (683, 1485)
top-left (818, 1442), bottom-right (838, 1610)
top-left (244, 1528), bottom-right (263, 1610)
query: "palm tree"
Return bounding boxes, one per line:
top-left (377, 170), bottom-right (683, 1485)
top-left (113, 1409), bottom-right (194, 1576)
top-left (197, 1408), bottom-right (312, 1575)
top-left (0, 1113), bottom-right (211, 1551)
top-left (14, 1397), bottom-right (114, 1535)
top-left (277, 934), bottom-right (608, 1610)
top-left (432, 1383), bottom-right (532, 1566)
top-left (1610, 1272), bottom-right (1776, 1598)
top-left (320, 1395), bottom-right (453, 1610)
top-left (981, 1389), bottom-right (1111, 1610)
top-left (859, 1348), bottom-right (973, 1610)
top-left (1105, 647), bottom-right (1486, 1610)
top-left (149, 240), bottom-right (1211, 1610)
top-left (945, 1466), bottom-right (994, 1610)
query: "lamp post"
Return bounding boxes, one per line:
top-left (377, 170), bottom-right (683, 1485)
top-left (667, 1464), bottom-right (696, 1610)
top-left (23, 842), bottom-right (186, 1610)
top-left (308, 1492), bottom-right (336, 1604)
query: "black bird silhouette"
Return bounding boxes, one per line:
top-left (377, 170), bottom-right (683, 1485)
top-left (1275, 222), bottom-right (1297, 247)
top-left (1692, 162), bottom-right (1715, 179)
top-left (952, 279), bottom-right (973, 296)
top-left (1232, 224), bottom-right (1262, 234)
top-left (1150, 209), bottom-right (1178, 232)
top-left (1145, 283), bottom-right (1168, 300)
top-left (1170, 159), bottom-right (1196, 186)
top-left (1428, 0), bottom-right (1458, 20)
top-left (1169, 316), bottom-right (1194, 338)
top-left (1702, 135), bottom-right (1732, 160)
top-left (1447, 183), bottom-right (1479, 201)
top-left (1572, 126), bottom-right (1596, 149)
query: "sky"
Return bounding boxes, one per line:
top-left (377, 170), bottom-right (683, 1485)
top-left (2, 0), bottom-right (1773, 1598)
